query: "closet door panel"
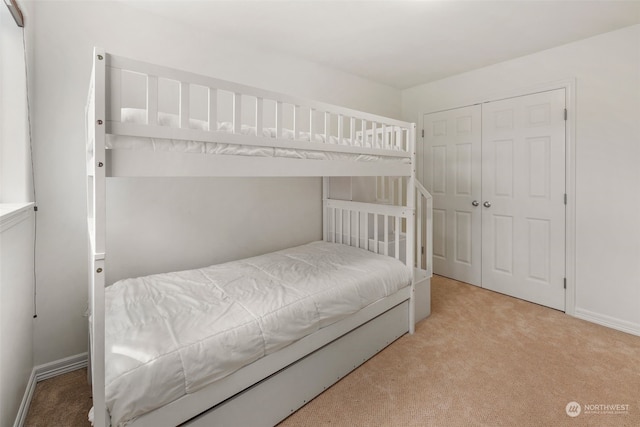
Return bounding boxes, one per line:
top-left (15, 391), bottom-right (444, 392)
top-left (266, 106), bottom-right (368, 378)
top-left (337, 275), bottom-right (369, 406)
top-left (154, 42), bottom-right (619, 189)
top-left (423, 105), bottom-right (482, 286)
top-left (481, 89), bottom-right (566, 311)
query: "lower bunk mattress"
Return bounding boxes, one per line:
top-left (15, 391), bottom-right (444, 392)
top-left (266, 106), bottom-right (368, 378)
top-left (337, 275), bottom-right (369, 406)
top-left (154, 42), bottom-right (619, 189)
top-left (104, 241), bottom-right (412, 426)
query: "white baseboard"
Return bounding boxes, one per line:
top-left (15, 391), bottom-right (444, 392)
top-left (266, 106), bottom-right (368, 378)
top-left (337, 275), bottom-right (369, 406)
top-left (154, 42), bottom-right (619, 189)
top-left (574, 308), bottom-right (640, 337)
top-left (34, 352), bottom-right (88, 382)
top-left (13, 353), bottom-right (88, 427)
top-left (13, 370), bottom-right (37, 427)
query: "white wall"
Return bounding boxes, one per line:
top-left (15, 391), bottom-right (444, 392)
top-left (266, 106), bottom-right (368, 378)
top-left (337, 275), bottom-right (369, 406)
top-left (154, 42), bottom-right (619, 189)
top-left (30, 0), bottom-right (401, 365)
top-left (403, 25), bottom-right (640, 334)
top-left (0, 1), bottom-right (36, 425)
top-left (0, 208), bottom-right (35, 427)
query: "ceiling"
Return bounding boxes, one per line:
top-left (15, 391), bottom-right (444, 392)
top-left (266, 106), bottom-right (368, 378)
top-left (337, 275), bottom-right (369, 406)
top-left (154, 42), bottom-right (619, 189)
top-left (122, 0), bottom-right (640, 89)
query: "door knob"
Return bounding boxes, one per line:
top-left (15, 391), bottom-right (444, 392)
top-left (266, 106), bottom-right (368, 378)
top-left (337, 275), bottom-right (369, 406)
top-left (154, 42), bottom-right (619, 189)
top-left (472, 200), bottom-right (479, 207)
top-left (483, 201), bottom-right (492, 208)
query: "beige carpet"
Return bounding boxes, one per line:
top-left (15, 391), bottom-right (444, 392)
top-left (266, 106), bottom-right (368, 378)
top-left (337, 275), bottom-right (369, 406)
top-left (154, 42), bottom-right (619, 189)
top-left (25, 276), bottom-right (639, 426)
top-left (24, 368), bottom-right (92, 427)
top-left (280, 275), bottom-right (640, 427)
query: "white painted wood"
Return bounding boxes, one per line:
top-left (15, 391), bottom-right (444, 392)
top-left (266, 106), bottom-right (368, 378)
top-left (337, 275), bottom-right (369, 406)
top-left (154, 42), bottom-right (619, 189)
top-left (179, 82), bottom-right (189, 129)
top-left (106, 124), bottom-right (412, 159)
top-left (309, 108), bottom-right (315, 137)
top-left (423, 105), bottom-right (482, 286)
top-left (146, 76), bottom-right (158, 126)
top-left (275, 101), bottom-right (283, 138)
top-left (184, 301), bottom-right (408, 427)
top-left (208, 88), bottom-right (217, 131)
top-left (254, 96), bottom-right (262, 135)
top-left (364, 212), bottom-right (369, 250)
top-left (88, 47), bottom-right (107, 427)
top-left (233, 92), bottom-right (242, 134)
top-left (481, 89), bottom-right (566, 310)
top-left (384, 215), bottom-right (389, 256)
top-left (106, 67), bottom-right (121, 122)
top-left (294, 105), bottom-right (300, 139)
top-left (415, 179), bottom-right (433, 275)
top-left (373, 214), bottom-right (379, 254)
top-left (88, 49), bottom-right (428, 427)
top-left (105, 150), bottom-right (411, 178)
top-left (350, 117), bottom-right (356, 143)
top-left (346, 209), bottom-right (351, 245)
top-left (324, 111), bottom-right (331, 143)
top-left (322, 177), bottom-right (329, 241)
top-left (382, 124), bottom-right (388, 149)
top-left (574, 308), bottom-right (640, 338)
top-left (33, 353), bottom-right (89, 382)
top-left (107, 54), bottom-right (411, 128)
top-left (371, 122), bottom-right (377, 148)
top-left (395, 216), bottom-right (400, 260)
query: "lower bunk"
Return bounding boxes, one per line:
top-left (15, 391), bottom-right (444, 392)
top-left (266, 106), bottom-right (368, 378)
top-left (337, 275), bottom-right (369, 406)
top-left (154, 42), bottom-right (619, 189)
top-left (100, 241), bottom-right (418, 427)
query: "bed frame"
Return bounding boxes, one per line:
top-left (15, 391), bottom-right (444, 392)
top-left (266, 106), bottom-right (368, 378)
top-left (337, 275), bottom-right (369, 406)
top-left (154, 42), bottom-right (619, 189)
top-left (86, 47), bottom-right (432, 427)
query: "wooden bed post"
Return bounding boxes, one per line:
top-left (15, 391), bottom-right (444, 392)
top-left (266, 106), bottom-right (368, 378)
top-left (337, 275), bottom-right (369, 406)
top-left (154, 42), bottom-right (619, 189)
top-left (322, 177), bottom-right (329, 242)
top-left (88, 47), bottom-right (108, 427)
top-left (407, 124), bottom-right (417, 334)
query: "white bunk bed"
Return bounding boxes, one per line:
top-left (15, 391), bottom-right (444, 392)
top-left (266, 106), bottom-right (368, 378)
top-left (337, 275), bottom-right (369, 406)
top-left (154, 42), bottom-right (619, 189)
top-left (86, 47), bottom-right (433, 427)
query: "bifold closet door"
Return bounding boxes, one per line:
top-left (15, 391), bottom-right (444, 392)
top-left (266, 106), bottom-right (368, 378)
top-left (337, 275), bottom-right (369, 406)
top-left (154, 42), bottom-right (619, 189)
top-left (423, 105), bottom-right (482, 286)
top-left (481, 89), bottom-right (566, 311)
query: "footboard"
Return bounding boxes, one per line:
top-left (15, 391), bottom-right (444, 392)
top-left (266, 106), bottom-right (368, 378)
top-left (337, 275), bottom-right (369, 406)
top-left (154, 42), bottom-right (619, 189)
top-left (322, 196), bottom-right (417, 331)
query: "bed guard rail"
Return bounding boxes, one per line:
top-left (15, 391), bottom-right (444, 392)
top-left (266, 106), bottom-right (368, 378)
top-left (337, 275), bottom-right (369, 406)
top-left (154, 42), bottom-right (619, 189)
top-left (415, 179), bottom-right (433, 278)
top-left (101, 51), bottom-right (413, 158)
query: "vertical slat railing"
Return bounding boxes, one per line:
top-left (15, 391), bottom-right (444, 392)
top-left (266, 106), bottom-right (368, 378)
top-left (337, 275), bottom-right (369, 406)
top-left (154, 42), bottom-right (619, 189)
top-left (337, 208), bottom-right (343, 244)
top-left (147, 75), bottom-right (158, 126)
top-left (347, 209), bottom-right (353, 246)
top-left (415, 180), bottom-right (433, 275)
top-left (107, 67), bottom-right (121, 122)
top-left (364, 212), bottom-right (369, 250)
top-left (355, 211), bottom-right (360, 248)
top-left (322, 177), bottom-right (329, 241)
top-left (373, 214), bottom-right (379, 254)
top-left (309, 108), bottom-right (315, 141)
top-left (361, 119), bottom-right (367, 144)
top-left (394, 216), bottom-right (400, 260)
top-left (371, 122), bottom-right (377, 147)
top-left (255, 97), bottom-right (263, 137)
top-left (382, 124), bottom-right (388, 150)
top-left (208, 88), bottom-right (217, 131)
top-left (294, 105), bottom-right (300, 140)
top-left (233, 93), bottom-right (242, 134)
top-left (275, 101), bottom-right (283, 138)
top-left (324, 112), bottom-right (331, 143)
top-left (383, 215), bottom-right (389, 256)
top-left (417, 191), bottom-right (422, 269)
top-left (350, 117), bottom-right (356, 144)
top-left (179, 82), bottom-right (189, 129)
top-left (338, 114), bottom-right (343, 145)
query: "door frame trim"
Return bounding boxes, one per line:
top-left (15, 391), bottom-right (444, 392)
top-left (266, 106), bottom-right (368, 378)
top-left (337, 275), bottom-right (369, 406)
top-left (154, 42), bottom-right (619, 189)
top-left (418, 78), bottom-right (576, 315)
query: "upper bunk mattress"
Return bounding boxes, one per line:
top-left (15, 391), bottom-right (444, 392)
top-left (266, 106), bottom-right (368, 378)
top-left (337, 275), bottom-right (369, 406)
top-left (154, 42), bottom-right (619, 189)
top-left (104, 108), bottom-right (410, 164)
top-left (105, 241), bottom-right (412, 426)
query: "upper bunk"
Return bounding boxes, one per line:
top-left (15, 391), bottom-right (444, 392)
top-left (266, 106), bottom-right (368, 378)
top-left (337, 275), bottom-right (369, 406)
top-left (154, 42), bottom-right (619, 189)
top-left (86, 48), bottom-right (415, 178)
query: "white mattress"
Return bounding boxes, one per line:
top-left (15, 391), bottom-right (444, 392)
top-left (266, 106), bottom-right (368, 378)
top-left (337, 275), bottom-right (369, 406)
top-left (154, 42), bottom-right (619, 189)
top-left (105, 241), bottom-right (411, 426)
top-left (104, 108), bottom-right (410, 164)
